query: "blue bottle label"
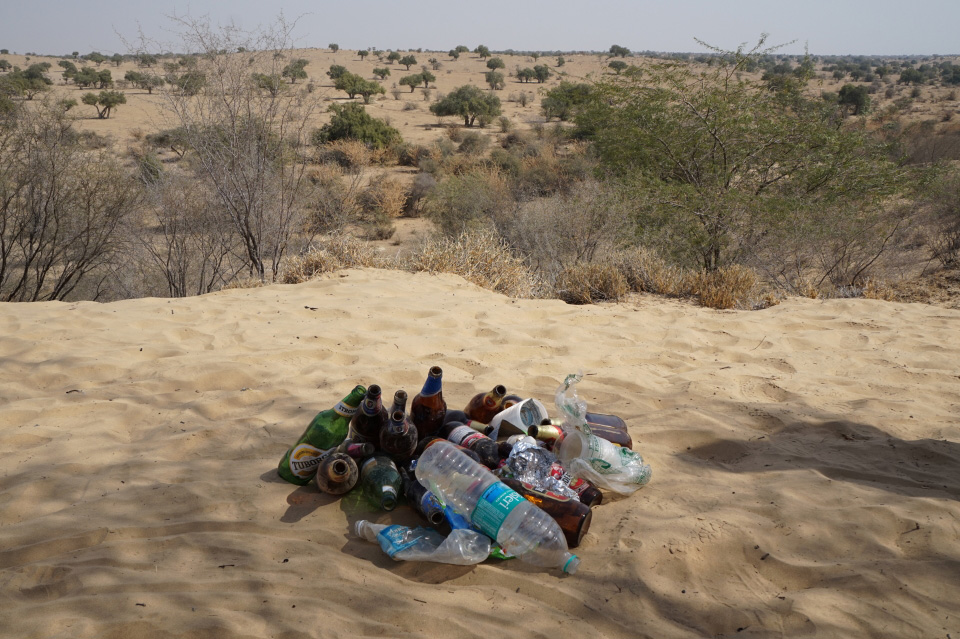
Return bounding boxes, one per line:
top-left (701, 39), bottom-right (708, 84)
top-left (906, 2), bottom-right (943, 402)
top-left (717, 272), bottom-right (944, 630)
top-left (377, 525), bottom-right (421, 557)
top-left (420, 491), bottom-right (443, 515)
top-left (471, 482), bottom-right (525, 540)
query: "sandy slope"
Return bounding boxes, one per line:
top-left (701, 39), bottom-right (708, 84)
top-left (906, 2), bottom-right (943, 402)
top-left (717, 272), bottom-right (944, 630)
top-left (1, 269), bottom-right (958, 638)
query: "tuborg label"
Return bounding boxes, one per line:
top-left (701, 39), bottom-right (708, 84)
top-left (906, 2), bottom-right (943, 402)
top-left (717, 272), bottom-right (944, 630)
top-left (471, 482), bottom-right (525, 540)
top-left (288, 443), bottom-right (334, 478)
top-left (334, 401), bottom-right (359, 417)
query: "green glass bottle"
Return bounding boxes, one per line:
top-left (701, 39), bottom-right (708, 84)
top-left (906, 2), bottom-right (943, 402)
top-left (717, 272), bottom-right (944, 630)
top-left (360, 455), bottom-right (402, 511)
top-left (277, 384), bottom-right (366, 485)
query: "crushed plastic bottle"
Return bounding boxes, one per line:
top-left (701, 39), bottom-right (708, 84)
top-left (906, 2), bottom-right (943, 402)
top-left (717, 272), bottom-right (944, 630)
top-left (354, 520), bottom-right (490, 565)
top-left (416, 440), bottom-right (580, 574)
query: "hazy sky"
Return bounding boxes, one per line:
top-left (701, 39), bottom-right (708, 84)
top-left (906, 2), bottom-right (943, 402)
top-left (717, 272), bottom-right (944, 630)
top-left (2, 0), bottom-right (958, 57)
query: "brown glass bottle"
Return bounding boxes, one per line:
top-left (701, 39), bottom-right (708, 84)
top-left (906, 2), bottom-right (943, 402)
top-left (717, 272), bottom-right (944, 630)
top-left (502, 477), bottom-right (592, 548)
top-left (314, 452), bottom-right (359, 495)
top-left (380, 410), bottom-right (418, 463)
top-left (389, 389), bottom-right (408, 417)
top-left (350, 385), bottom-right (388, 445)
top-left (502, 394), bottom-right (523, 409)
top-left (439, 421), bottom-right (500, 469)
top-left (549, 417), bottom-right (633, 449)
top-left (410, 366), bottom-right (446, 440)
top-left (463, 385), bottom-right (507, 424)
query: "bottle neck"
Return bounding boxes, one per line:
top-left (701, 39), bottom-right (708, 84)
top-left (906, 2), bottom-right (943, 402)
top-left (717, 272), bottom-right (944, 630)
top-left (335, 385), bottom-right (367, 417)
top-left (361, 396), bottom-right (382, 417)
top-left (420, 374), bottom-right (442, 397)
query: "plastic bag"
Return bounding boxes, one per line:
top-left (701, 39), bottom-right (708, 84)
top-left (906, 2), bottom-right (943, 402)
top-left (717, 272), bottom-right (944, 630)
top-left (554, 372), bottom-right (652, 494)
top-left (354, 520), bottom-right (491, 565)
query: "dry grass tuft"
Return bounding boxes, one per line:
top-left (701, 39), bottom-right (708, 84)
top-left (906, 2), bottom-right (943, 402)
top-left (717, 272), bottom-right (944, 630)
top-left (316, 139), bottom-right (371, 171)
top-left (279, 235), bottom-right (382, 284)
top-left (554, 263), bottom-right (629, 304)
top-left (220, 277), bottom-right (266, 291)
top-left (614, 247), bottom-right (685, 296)
top-left (403, 231), bottom-right (542, 298)
top-left (362, 175), bottom-right (407, 219)
top-left (685, 264), bottom-right (780, 310)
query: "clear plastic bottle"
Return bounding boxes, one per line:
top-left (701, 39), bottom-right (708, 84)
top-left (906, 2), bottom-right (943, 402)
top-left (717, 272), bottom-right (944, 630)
top-left (416, 440), bottom-right (580, 574)
top-left (354, 520), bottom-right (490, 565)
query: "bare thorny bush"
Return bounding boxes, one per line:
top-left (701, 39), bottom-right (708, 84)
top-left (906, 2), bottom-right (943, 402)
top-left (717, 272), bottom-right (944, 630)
top-left (0, 103), bottom-right (140, 302)
top-left (128, 174), bottom-right (248, 297)
top-left (136, 15), bottom-right (319, 283)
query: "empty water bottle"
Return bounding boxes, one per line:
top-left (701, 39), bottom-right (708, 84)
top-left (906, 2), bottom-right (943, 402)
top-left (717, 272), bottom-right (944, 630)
top-left (354, 520), bottom-right (491, 565)
top-left (416, 440), bottom-right (580, 574)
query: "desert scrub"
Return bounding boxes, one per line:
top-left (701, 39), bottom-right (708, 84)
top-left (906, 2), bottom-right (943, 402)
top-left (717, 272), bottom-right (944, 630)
top-left (684, 264), bottom-right (779, 310)
top-left (424, 168), bottom-right (515, 235)
top-left (404, 231), bottom-right (542, 298)
top-left (361, 174), bottom-right (408, 219)
top-left (613, 246), bottom-right (685, 296)
top-left (554, 263), bottom-right (628, 304)
top-left (280, 235), bottom-right (383, 284)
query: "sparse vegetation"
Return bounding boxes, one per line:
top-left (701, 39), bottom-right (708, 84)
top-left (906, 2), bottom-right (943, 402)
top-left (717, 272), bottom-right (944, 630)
top-left (3, 30), bottom-right (958, 310)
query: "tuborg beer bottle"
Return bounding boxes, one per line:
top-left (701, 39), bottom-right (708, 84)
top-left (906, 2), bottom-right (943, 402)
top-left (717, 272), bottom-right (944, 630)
top-left (277, 385), bottom-right (366, 485)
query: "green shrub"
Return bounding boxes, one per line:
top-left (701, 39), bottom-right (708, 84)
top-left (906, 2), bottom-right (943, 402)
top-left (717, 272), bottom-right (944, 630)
top-left (312, 103), bottom-right (401, 149)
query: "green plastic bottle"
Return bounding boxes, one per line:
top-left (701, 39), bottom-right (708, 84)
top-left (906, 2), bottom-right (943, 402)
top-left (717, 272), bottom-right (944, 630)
top-left (277, 385), bottom-right (366, 485)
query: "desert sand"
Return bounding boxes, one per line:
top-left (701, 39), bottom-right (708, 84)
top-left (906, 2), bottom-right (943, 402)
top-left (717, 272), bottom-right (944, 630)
top-left (1, 268), bottom-right (959, 638)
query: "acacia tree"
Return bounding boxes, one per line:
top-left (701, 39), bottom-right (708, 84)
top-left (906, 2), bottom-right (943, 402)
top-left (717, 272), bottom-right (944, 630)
top-left (485, 70), bottom-right (505, 90)
top-left (399, 73), bottom-right (422, 92)
top-left (399, 55), bottom-right (417, 70)
top-left (609, 44), bottom-right (630, 58)
top-left (281, 58), bottom-right (308, 83)
top-left (430, 84), bottom-right (501, 126)
top-left (838, 84), bottom-right (870, 116)
top-left (576, 36), bottom-right (911, 278)
top-left (81, 90), bottom-right (127, 118)
top-left (608, 60), bottom-right (628, 74)
top-left (147, 15), bottom-right (319, 282)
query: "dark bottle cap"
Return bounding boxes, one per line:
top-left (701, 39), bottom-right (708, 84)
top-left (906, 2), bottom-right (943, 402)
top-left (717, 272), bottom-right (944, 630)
top-left (443, 409), bottom-right (470, 425)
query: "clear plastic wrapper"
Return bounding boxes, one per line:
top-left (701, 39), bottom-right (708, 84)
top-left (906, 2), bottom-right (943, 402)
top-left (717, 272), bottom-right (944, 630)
top-left (498, 437), bottom-right (579, 500)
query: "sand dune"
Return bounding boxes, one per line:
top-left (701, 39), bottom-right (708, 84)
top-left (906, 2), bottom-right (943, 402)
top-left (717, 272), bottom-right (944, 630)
top-left (1, 268), bottom-right (958, 638)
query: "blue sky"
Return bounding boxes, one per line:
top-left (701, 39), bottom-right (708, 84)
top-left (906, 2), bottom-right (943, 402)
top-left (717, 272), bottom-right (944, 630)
top-left (2, 0), bottom-right (958, 56)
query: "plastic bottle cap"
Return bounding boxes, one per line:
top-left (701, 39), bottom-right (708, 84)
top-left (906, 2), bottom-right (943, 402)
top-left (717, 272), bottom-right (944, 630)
top-left (563, 555), bottom-right (580, 574)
